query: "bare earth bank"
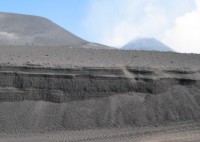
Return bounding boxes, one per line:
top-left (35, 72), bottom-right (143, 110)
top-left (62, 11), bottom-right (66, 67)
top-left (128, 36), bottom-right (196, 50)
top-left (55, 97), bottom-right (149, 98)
top-left (0, 46), bottom-right (200, 141)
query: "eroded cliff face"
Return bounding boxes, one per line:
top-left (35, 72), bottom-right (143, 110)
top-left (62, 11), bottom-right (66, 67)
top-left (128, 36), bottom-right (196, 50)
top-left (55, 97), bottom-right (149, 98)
top-left (0, 65), bottom-right (200, 132)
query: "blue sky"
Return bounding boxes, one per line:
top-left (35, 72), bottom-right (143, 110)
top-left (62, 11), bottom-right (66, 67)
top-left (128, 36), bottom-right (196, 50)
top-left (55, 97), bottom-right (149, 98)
top-left (0, 0), bottom-right (200, 53)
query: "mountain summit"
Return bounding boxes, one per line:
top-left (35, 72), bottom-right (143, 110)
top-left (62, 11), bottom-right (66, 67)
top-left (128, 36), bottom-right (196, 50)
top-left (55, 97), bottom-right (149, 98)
top-left (0, 12), bottom-right (110, 49)
top-left (122, 37), bottom-right (174, 52)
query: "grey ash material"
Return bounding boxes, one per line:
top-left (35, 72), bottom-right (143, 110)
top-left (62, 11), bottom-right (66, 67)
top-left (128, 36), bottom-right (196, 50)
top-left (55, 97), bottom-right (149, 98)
top-left (0, 43), bottom-right (200, 133)
top-left (0, 46), bottom-right (199, 69)
top-left (0, 65), bottom-right (199, 102)
top-left (0, 64), bottom-right (200, 132)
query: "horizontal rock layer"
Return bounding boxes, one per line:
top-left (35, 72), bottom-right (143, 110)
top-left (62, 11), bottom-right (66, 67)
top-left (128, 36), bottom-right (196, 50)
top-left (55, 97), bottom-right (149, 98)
top-left (0, 65), bottom-right (200, 132)
top-left (0, 65), bottom-right (199, 102)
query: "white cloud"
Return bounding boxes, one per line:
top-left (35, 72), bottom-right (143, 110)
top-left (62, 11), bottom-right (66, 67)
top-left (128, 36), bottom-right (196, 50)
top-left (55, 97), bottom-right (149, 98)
top-left (100, 3), bottom-right (169, 47)
top-left (163, 0), bottom-right (200, 53)
top-left (84, 0), bottom-right (196, 49)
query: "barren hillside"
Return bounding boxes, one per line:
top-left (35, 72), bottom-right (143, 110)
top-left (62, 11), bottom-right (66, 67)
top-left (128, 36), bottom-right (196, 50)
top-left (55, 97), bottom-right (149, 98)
top-left (0, 12), bottom-right (111, 49)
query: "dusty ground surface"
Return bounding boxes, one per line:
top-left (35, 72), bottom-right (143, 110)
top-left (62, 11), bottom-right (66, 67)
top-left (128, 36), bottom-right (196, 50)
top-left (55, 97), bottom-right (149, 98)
top-left (0, 121), bottom-right (199, 142)
top-left (0, 46), bottom-right (200, 69)
top-left (0, 46), bottom-right (200, 141)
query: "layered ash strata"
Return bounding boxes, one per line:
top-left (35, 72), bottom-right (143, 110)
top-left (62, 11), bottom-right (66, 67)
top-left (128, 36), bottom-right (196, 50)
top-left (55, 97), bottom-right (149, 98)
top-left (0, 47), bottom-right (200, 132)
top-left (0, 65), bottom-right (199, 133)
top-left (0, 65), bottom-right (199, 103)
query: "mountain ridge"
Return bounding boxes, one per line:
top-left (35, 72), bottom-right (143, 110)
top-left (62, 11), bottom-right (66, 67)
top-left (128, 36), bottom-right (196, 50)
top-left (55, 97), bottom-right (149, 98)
top-left (0, 12), bottom-right (111, 49)
top-left (122, 37), bottom-right (174, 52)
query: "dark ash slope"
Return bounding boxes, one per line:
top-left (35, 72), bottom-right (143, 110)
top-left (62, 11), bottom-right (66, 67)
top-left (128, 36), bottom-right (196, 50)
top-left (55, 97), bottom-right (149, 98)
top-left (0, 65), bottom-right (200, 132)
top-left (0, 47), bottom-right (200, 132)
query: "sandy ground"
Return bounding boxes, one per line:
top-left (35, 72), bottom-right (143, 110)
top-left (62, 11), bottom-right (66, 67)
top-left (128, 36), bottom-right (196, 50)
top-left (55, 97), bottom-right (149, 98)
top-left (0, 46), bottom-right (200, 70)
top-left (0, 121), bottom-right (199, 142)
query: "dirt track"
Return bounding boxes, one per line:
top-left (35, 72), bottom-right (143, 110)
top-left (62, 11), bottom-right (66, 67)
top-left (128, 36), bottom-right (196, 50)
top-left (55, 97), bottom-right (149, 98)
top-left (0, 121), bottom-right (199, 142)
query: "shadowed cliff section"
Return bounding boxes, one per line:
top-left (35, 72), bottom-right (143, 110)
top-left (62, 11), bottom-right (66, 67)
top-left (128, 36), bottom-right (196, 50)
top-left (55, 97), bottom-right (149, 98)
top-left (0, 65), bottom-right (199, 102)
top-left (0, 65), bottom-right (200, 132)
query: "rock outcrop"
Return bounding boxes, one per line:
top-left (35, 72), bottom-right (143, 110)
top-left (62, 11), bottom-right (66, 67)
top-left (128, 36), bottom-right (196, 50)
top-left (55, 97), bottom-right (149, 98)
top-left (0, 65), bottom-right (199, 132)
